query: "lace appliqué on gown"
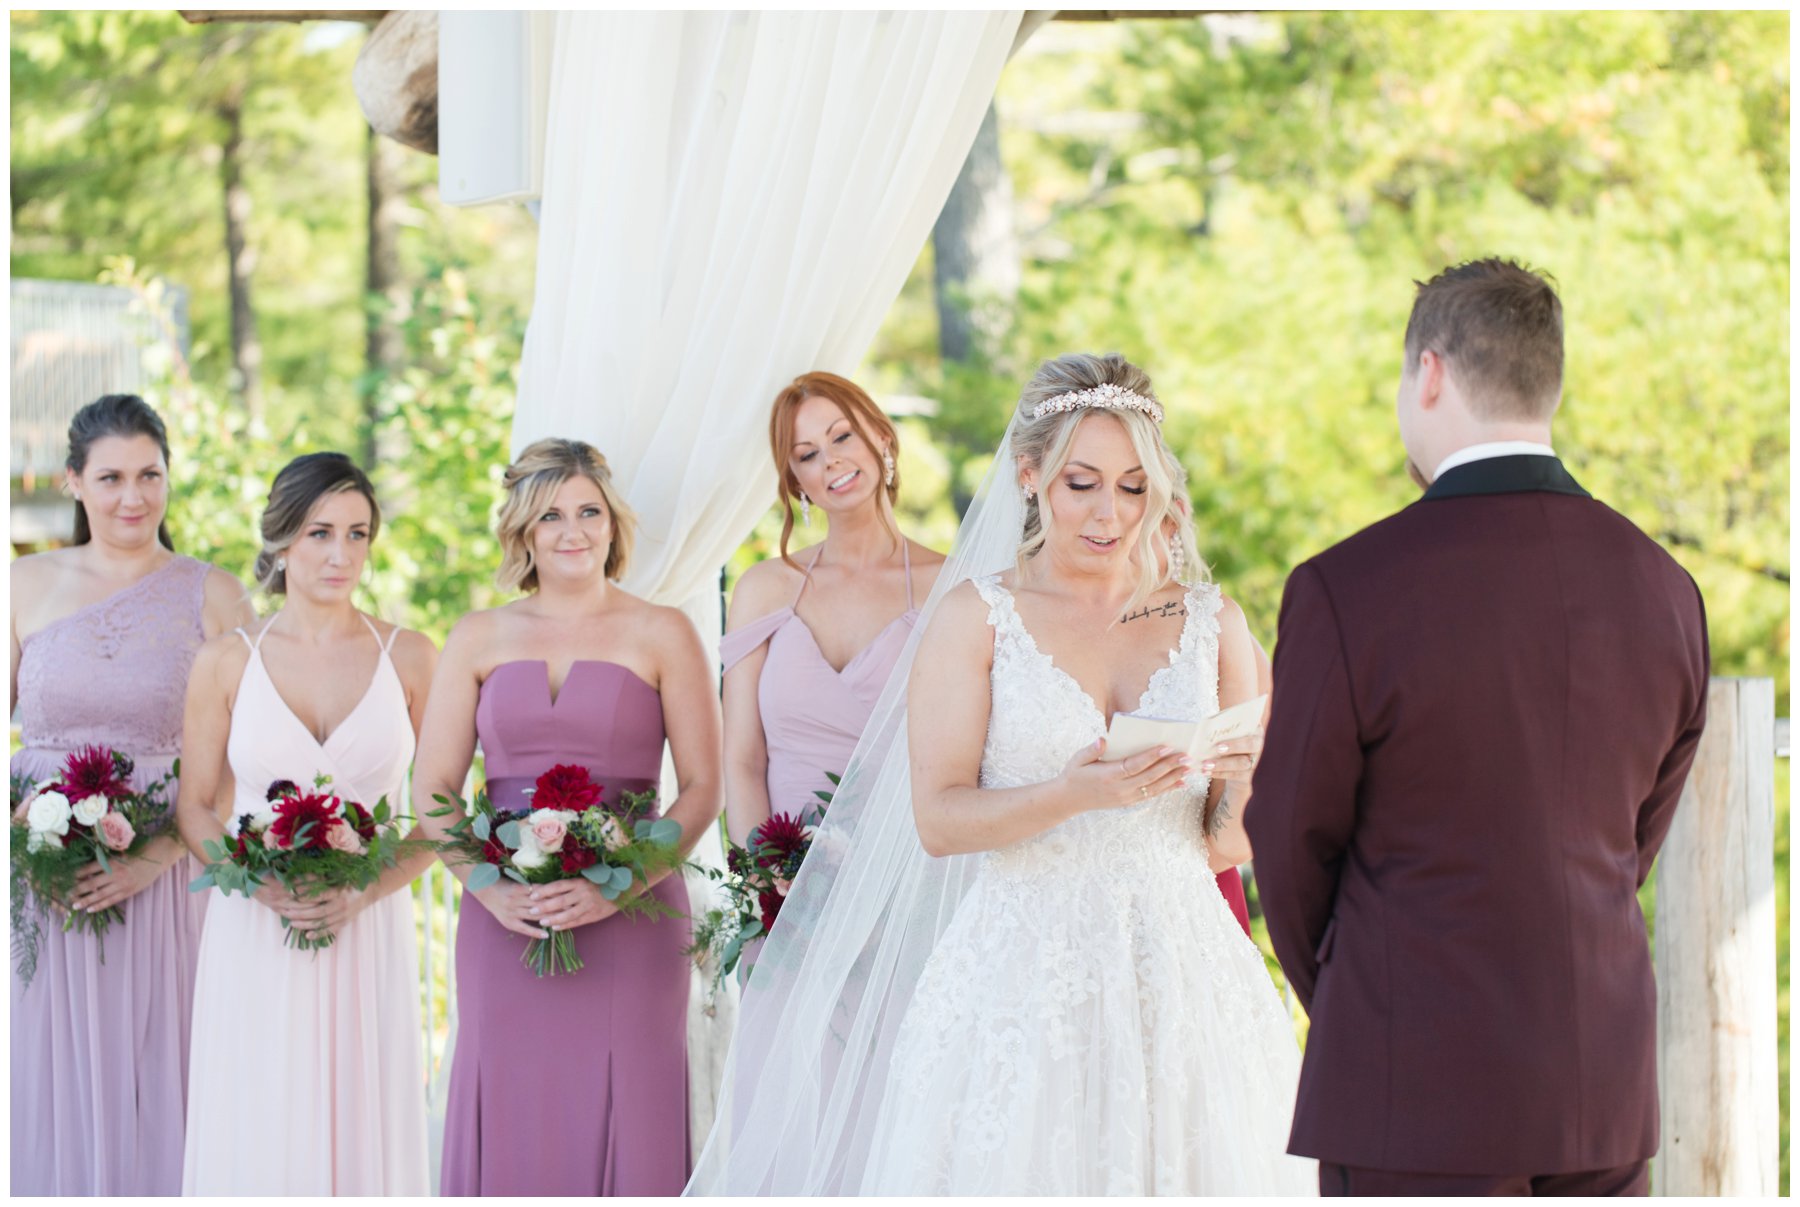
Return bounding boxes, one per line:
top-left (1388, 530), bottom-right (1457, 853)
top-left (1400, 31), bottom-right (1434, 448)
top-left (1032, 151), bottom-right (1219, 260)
top-left (860, 574), bottom-right (1316, 1196)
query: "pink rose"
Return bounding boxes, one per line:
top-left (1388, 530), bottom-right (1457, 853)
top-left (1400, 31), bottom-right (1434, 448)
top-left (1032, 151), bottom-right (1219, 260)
top-left (529, 814), bottom-right (568, 854)
top-left (324, 820), bottom-right (365, 855)
top-left (97, 810), bottom-right (136, 852)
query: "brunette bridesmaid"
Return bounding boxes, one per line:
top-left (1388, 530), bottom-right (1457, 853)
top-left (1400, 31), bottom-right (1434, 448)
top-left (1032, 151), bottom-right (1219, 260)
top-left (176, 453), bottom-right (438, 1194)
top-left (417, 438), bottom-right (722, 1196)
top-left (9, 395), bottom-right (254, 1195)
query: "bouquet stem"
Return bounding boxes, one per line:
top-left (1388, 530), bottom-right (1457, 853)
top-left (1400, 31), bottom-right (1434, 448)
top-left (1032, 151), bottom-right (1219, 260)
top-left (522, 928), bottom-right (583, 976)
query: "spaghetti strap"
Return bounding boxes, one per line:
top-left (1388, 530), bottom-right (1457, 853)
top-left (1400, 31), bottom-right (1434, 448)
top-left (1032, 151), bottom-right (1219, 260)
top-left (245, 620), bottom-right (275, 653)
top-left (901, 541), bottom-right (915, 609)
top-left (791, 547), bottom-right (826, 609)
top-left (232, 626), bottom-right (254, 652)
top-left (357, 613), bottom-right (399, 655)
top-left (382, 624), bottom-right (402, 655)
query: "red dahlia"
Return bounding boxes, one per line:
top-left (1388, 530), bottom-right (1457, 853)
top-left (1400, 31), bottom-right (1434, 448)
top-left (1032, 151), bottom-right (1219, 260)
top-left (63, 745), bottom-right (130, 800)
top-left (758, 888), bottom-right (786, 930)
top-left (530, 764), bottom-right (603, 813)
top-left (269, 791), bottom-right (343, 852)
top-left (750, 811), bottom-right (809, 860)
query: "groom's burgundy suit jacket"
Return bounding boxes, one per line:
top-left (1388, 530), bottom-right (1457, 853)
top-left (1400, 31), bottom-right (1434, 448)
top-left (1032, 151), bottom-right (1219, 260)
top-left (1245, 455), bottom-right (1709, 1177)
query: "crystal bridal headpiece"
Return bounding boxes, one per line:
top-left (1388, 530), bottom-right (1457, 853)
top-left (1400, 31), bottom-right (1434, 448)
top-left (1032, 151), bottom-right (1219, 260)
top-left (1028, 381), bottom-right (1164, 425)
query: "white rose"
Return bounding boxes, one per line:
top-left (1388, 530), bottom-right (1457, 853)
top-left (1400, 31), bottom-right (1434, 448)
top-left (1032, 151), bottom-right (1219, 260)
top-left (27, 828), bottom-right (64, 853)
top-left (511, 825), bottom-right (551, 871)
top-left (27, 791), bottom-right (72, 836)
top-left (71, 794), bottom-right (109, 827)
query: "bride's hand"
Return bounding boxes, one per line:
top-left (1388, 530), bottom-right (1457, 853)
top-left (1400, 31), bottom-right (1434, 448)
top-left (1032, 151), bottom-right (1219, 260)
top-left (1059, 739), bottom-right (1193, 813)
top-left (1200, 731), bottom-right (1263, 787)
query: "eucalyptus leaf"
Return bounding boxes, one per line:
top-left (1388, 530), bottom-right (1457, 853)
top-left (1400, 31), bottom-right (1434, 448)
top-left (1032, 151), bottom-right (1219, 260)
top-left (502, 867), bottom-right (526, 884)
top-left (188, 871), bottom-right (214, 892)
top-left (471, 813), bottom-right (491, 842)
top-left (466, 863), bottom-right (501, 892)
top-left (496, 819), bottom-right (521, 849)
top-left (580, 865), bottom-right (610, 884)
top-left (646, 819), bottom-right (682, 846)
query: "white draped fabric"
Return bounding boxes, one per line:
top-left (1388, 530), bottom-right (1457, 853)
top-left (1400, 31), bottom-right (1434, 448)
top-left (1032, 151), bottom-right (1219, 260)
top-left (505, 9), bottom-right (1023, 1159)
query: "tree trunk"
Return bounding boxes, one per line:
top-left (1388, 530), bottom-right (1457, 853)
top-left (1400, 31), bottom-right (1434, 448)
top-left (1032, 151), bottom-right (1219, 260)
top-left (931, 100), bottom-right (1018, 365)
top-left (364, 122), bottom-right (404, 468)
top-left (219, 91), bottom-right (263, 421)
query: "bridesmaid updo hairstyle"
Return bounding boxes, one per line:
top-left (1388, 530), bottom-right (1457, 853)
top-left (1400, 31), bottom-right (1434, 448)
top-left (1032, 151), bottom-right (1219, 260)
top-left (495, 438), bottom-right (637, 592)
top-left (65, 393), bottom-right (176, 550)
top-left (253, 453), bottom-right (381, 594)
top-left (1012, 352), bottom-right (1204, 607)
top-left (767, 371), bottom-right (902, 567)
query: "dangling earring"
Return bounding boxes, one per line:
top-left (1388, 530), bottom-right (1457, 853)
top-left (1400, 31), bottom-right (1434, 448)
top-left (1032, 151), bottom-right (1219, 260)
top-left (882, 448), bottom-right (896, 488)
top-left (1167, 534), bottom-right (1185, 582)
top-left (1023, 483), bottom-right (1037, 500)
top-left (800, 493), bottom-right (812, 528)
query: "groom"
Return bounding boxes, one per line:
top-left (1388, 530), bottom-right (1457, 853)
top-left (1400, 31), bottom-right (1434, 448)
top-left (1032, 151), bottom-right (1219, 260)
top-left (1246, 259), bottom-right (1709, 1196)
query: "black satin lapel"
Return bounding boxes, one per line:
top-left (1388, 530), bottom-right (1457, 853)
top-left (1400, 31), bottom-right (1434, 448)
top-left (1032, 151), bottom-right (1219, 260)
top-left (1423, 455), bottom-right (1590, 501)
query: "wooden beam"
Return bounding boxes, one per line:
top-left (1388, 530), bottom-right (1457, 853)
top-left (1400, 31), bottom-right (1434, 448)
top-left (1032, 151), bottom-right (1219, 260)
top-left (1050, 10), bottom-right (1210, 19)
top-left (177, 9), bottom-right (1211, 26)
top-left (1654, 677), bottom-right (1780, 1195)
top-left (178, 10), bottom-right (385, 25)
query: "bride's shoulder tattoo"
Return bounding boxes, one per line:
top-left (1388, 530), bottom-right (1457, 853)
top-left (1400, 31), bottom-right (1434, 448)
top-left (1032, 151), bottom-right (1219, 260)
top-left (1120, 600), bottom-right (1187, 625)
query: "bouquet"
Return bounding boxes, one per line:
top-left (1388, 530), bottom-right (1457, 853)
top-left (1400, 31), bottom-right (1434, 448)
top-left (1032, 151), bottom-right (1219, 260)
top-left (429, 764), bottom-right (688, 977)
top-left (189, 775), bottom-right (419, 951)
top-left (689, 773), bottom-right (836, 995)
top-left (9, 745), bottom-right (176, 985)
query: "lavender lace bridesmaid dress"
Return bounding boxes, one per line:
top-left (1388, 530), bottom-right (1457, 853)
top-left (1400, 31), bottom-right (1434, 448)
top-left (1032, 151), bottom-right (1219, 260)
top-left (439, 660), bottom-right (691, 1196)
top-left (10, 555), bottom-right (212, 1196)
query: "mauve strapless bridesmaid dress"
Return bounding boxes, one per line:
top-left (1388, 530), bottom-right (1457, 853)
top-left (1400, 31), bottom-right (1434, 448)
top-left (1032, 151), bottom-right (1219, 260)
top-left (439, 659), bottom-right (691, 1197)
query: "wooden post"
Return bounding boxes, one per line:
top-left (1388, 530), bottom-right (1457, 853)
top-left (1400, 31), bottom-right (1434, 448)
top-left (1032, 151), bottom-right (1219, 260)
top-left (1653, 677), bottom-right (1778, 1195)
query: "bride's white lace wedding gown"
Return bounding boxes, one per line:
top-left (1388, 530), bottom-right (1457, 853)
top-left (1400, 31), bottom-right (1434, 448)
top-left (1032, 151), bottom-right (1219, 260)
top-left (859, 575), bottom-right (1317, 1195)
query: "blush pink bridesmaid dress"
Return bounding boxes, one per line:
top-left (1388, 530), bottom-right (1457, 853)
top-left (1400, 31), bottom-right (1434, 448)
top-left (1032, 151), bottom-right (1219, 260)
top-left (181, 616), bottom-right (428, 1195)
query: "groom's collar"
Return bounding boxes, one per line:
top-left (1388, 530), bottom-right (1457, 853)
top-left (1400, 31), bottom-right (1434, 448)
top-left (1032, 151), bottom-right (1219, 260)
top-left (1423, 453), bottom-right (1591, 502)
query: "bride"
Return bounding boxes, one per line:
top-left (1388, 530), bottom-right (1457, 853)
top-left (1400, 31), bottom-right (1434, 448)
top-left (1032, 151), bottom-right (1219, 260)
top-left (688, 353), bottom-right (1315, 1195)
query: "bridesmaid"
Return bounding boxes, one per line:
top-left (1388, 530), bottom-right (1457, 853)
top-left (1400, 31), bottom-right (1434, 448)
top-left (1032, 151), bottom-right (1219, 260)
top-left (175, 453), bottom-right (438, 1194)
top-left (8, 394), bottom-right (253, 1196)
top-left (417, 438), bottom-right (723, 1196)
top-left (722, 372), bottom-right (944, 849)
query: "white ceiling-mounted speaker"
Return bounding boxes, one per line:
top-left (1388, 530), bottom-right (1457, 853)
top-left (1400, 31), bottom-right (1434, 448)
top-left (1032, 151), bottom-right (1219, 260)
top-left (438, 11), bottom-right (554, 207)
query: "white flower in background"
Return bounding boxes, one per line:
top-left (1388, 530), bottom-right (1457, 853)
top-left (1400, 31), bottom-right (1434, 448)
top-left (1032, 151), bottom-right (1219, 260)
top-left (71, 794), bottom-right (109, 827)
top-left (26, 791), bottom-right (72, 836)
top-left (247, 803), bottom-right (278, 833)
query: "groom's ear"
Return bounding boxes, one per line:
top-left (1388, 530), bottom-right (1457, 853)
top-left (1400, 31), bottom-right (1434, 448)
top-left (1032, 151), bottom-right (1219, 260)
top-left (1416, 349), bottom-right (1447, 412)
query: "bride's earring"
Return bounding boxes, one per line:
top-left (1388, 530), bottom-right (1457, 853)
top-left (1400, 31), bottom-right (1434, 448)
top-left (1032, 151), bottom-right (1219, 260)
top-left (882, 448), bottom-right (896, 488)
top-left (800, 493), bottom-right (812, 528)
top-left (1167, 534), bottom-right (1184, 582)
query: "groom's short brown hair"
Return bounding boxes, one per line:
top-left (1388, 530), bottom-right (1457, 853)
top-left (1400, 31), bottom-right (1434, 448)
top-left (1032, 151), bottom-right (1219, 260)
top-left (1404, 258), bottom-right (1563, 421)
